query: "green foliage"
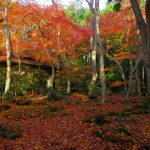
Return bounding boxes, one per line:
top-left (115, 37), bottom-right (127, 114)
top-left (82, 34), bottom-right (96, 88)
top-left (89, 83), bottom-right (101, 98)
top-left (92, 130), bottom-right (106, 139)
top-left (0, 68), bottom-right (6, 93)
top-left (113, 2), bottom-right (121, 12)
top-left (106, 0), bottom-right (122, 12)
top-left (45, 105), bottom-right (64, 112)
top-left (76, 99), bottom-right (82, 105)
top-left (0, 104), bottom-right (11, 111)
top-left (10, 66), bottom-right (49, 96)
top-left (65, 98), bottom-right (72, 105)
top-left (117, 127), bottom-right (131, 136)
top-left (0, 18), bottom-right (3, 23)
top-left (0, 124), bottom-right (21, 140)
top-left (101, 3), bottom-right (114, 14)
top-left (15, 99), bottom-right (32, 106)
top-left (66, 4), bottom-right (91, 25)
top-left (11, 72), bottom-right (33, 95)
top-left (134, 98), bottom-right (150, 114)
top-left (83, 114), bottom-right (110, 125)
top-left (71, 79), bottom-right (89, 94)
top-left (3, 92), bottom-right (15, 100)
top-left (105, 135), bottom-right (118, 143)
top-left (3, 105), bottom-right (67, 119)
top-left (126, 138), bottom-right (136, 144)
top-left (48, 89), bottom-right (64, 101)
top-left (106, 72), bottom-right (117, 80)
top-left (94, 115), bottom-right (111, 125)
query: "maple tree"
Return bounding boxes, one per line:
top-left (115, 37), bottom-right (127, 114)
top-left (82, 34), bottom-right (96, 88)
top-left (109, 0), bottom-right (150, 96)
top-left (0, 1), bottom-right (149, 149)
top-left (0, 0), bottom-right (13, 95)
top-left (21, 4), bottom-right (90, 94)
top-left (101, 7), bottom-right (141, 96)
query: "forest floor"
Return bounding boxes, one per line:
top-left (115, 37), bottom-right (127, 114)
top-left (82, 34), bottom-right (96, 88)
top-left (0, 93), bottom-right (150, 150)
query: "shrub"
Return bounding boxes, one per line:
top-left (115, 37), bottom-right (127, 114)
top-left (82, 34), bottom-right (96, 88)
top-left (9, 65), bottom-right (49, 96)
top-left (0, 68), bottom-right (5, 96)
top-left (64, 97), bottom-right (72, 105)
top-left (92, 130), bottom-right (106, 139)
top-left (3, 105), bottom-right (66, 119)
top-left (0, 105), bottom-right (11, 111)
top-left (117, 127), bottom-right (131, 136)
top-left (126, 138), bottom-right (136, 144)
top-left (76, 99), bottom-right (81, 105)
top-left (94, 115), bottom-right (111, 125)
top-left (3, 92), bottom-right (14, 100)
top-left (16, 100), bottom-right (32, 106)
top-left (45, 105), bottom-right (64, 113)
top-left (0, 124), bottom-right (21, 140)
top-left (48, 90), bottom-right (64, 101)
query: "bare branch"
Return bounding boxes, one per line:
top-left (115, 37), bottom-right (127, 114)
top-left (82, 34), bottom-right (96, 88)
top-left (52, 0), bottom-right (57, 5)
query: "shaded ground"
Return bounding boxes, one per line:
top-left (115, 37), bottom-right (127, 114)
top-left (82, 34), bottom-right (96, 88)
top-left (0, 93), bottom-right (150, 150)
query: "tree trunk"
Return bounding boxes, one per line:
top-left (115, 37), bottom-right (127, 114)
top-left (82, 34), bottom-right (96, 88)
top-left (142, 65), bottom-right (145, 84)
top-left (14, 90), bottom-right (17, 96)
top-left (19, 58), bottom-right (21, 73)
top-left (99, 49), bottom-right (106, 103)
top-left (67, 79), bottom-right (71, 94)
top-left (31, 89), bottom-right (34, 96)
top-left (66, 57), bottom-right (71, 94)
top-left (85, 0), bottom-right (106, 102)
top-left (1, 91), bottom-right (2, 100)
top-left (134, 0), bottom-right (142, 97)
top-left (3, 7), bottom-right (11, 94)
top-left (88, 49), bottom-right (98, 96)
top-left (47, 65), bottom-right (55, 90)
top-left (145, 0), bottom-right (150, 94)
top-left (88, 17), bottom-right (98, 96)
top-left (130, 0), bottom-right (150, 94)
top-left (116, 61), bottom-right (127, 92)
top-left (136, 67), bottom-right (141, 97)
top-left (124, 15), bottom-right (134, 99)
top-left (95, 0), bottom-right (106, 103)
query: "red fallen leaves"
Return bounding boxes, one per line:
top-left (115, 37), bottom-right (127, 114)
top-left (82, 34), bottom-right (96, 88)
top-left (0, 94), bottom-right (149, 150)
top-left (109, 95), bottom-right (126, 102)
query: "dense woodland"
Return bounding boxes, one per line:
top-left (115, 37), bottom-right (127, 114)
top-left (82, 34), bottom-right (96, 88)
top-left (0, 0), bottom-right (150, 149)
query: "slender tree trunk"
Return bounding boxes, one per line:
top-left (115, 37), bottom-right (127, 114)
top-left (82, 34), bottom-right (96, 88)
top-left (16, 39), bottom-right (21, 74)
top-left (85, 0), bottom-right (106, 103)
top-left (1, 91), bottom-right (2, 100)
top-left (3, 7), bottom-right (11, 94)
top-left (134, 38), bottom-right (142, 97)
top-left (88, 49), bottom-right (98, 96)
top-left (124, 15), bottom-right (134, 99)
top-left (99, 49), bottom-right (106, 103)
top-left (142, 65), bottom-right (145, 84)
top-left (116, 61), bottom-right (127, 92)
top-left (130, 0), bottom-right (150, 94)
top-left (31, 89), bottom-right (34, 96)
top-left (66, 57), bottom-right (71, 94)
top-left (106, 40), bottom-right (127, 92)
top-left (134, 0), bottom-right (142, 97)
top-left (57, 28), bottom-right (65, 71)
top-left (95, 0), bottom-right (106, 103)
top-left (136, 67), bottom-right (141, 96)
top-left (106, 52), bottom-right (127, 92)
top-left (47, 65), bottom-right (55, 90)
top-left (145, 0), bottom-right (150, 94)
top-left (67, 79), bottom-right (71, 94)
top-left (14, 90), bottom-right (17, 96)
top-left (88, 18), bottom-right (98, 96)
top-left (19, 58), bottom-right (21, 73)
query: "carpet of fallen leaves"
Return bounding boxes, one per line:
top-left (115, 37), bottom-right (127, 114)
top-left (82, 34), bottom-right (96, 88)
top-left (0, 93), bottom-right (150, 150)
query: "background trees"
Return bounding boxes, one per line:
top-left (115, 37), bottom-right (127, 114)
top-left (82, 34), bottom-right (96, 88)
top-left (0, 0), bottom-right (149, 102)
